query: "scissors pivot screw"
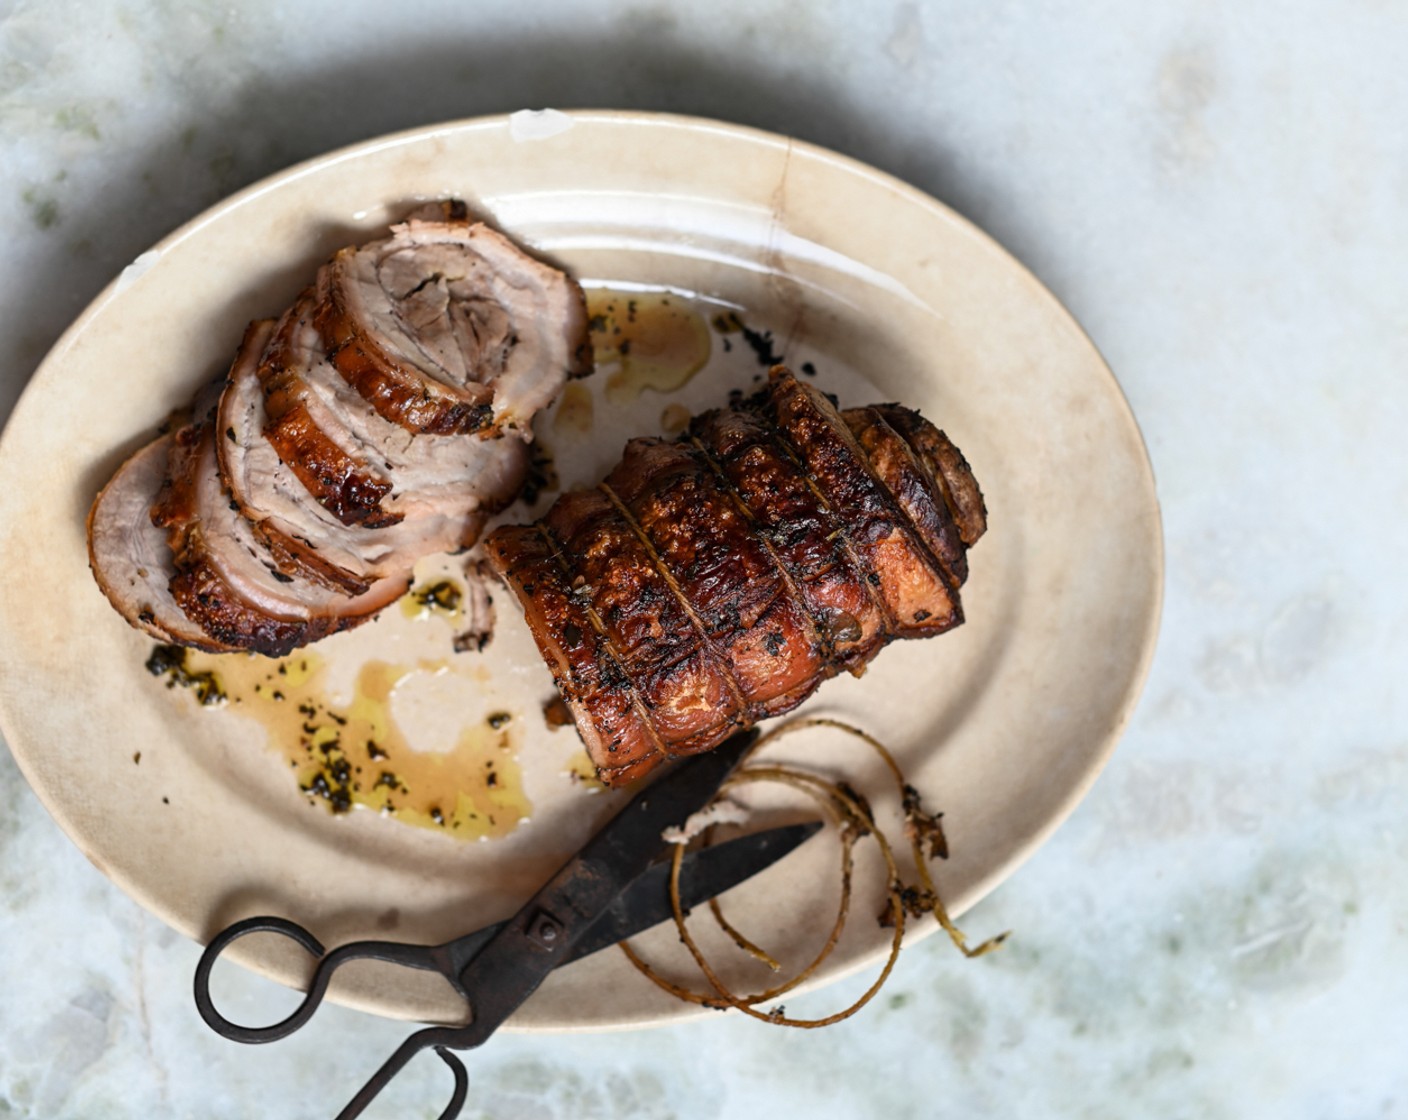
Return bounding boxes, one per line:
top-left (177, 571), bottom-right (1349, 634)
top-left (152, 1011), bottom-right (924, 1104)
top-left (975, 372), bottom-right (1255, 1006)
top-left (527, 909), bottom-right (565, 949)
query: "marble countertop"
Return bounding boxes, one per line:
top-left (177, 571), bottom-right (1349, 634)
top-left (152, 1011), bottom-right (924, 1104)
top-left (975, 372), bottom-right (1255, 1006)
top-left (2, 1), bottom-right (1403, 1116)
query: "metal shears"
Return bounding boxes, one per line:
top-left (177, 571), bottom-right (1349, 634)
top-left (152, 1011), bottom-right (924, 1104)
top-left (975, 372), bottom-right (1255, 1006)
top-left (194, 732), bottom-right (814, 1119)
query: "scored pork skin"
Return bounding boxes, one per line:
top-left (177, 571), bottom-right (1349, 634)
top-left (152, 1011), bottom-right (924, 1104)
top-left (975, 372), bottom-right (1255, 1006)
top-left (483, 522), bottom-right (667, 786)
top-left (486, 367), bottom-right (986, 786)
top-left (687, 406), bottom-right (888, 672)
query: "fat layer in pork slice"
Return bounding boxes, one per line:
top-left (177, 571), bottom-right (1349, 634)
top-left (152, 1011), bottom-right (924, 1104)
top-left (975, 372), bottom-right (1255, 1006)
top-left (261, 289), bottom-right (525, 530)
top-left (258, 292), bottom-right (399, 529)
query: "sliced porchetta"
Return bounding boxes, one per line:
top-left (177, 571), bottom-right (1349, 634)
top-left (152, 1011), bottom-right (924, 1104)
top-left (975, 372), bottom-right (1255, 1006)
top-left (218, 320), bottom-right (529, 591)
top-left (153, 409), bottom-right (407, 658)
top-left (89, 204), bottom-right (589, 656)
top-left (87, 431), bottom-right (240, 652)
top-left (258, 289), bottom-right (527, 533)
top-left (312, 211), bottom-right (592, 436)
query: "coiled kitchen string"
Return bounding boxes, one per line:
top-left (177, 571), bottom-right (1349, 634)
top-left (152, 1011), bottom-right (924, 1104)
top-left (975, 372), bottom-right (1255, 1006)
top-left (621, 717), bottom-right (1008, 1027)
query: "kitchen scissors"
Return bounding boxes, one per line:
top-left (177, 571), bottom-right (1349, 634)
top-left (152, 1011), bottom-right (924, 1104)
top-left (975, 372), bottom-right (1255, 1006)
top-left (194, 731), bottom-right (814, 1119)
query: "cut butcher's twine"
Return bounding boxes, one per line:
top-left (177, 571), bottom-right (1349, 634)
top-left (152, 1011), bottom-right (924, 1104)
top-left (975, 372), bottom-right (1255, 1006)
top-left (621, 716), bottom-right (1009, 1027)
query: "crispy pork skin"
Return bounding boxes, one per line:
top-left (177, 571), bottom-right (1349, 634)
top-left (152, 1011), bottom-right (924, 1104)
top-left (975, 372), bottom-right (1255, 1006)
top-left (486, 367), bottom-right (985, 786)
top-left (843, 405), bottom-right (969, 590)
top-left (763, 372), bottom-right (962, 637)
top-left (687, 406), bottom-right (887, 672)
top-left (483, 522), bottom-right (668, 785)
top-left (872, 404), bottom-right (987, 547)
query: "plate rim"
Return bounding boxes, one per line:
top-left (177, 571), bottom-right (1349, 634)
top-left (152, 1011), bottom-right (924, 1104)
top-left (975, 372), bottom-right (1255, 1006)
top-left (0, 108), bottom-right (1164, 1032)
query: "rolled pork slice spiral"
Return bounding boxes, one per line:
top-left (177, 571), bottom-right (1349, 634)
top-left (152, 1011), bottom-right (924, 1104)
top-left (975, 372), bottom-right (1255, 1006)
top-left (313, 210), bottom-right (593, 436)
top-left (484, 367), bottom-right (986, 786)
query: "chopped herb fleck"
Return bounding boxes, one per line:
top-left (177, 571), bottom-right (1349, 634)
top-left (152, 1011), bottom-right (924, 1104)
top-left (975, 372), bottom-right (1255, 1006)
top-left (144, 644), bottom-right (226, 706)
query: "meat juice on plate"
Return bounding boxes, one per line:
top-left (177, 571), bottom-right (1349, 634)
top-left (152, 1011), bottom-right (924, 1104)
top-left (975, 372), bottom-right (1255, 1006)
top-left (588, 289), bottom-right (713, 404)
top-left (148, 637), bottom-right (530, 838)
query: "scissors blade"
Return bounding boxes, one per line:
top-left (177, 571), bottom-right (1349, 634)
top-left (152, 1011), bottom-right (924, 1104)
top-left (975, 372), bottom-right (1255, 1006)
top-left (444, 819), bottom-right (823, 971)
top-left (446, 730), bottom-right (758, 1045)
top-left (564, 817), bottom-right (822, 962)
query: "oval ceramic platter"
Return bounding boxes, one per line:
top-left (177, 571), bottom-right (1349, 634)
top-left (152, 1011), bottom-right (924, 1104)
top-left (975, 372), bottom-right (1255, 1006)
top-left (0, 111), bottom-right (1161, 1031)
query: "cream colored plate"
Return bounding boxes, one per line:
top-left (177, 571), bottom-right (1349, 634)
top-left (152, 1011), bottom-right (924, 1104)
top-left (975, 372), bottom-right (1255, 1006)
top-left (0, 111), bottom-right (1162, 1031)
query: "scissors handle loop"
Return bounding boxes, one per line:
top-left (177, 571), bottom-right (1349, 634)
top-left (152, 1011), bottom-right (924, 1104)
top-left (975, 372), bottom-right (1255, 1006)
top-left (429, 1048), bottom-right (470, 1120)
top-left (332, 1034), bottom-right (472, 1120)
top-left (193, 915), bottom-right (445, 1044)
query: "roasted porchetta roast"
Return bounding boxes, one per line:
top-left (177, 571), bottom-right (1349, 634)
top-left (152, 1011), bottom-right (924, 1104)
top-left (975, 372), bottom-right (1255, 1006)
top-left (87, 202), bottom-right (591, 655)
top-left (485, 367), bottom-right (985, 786)
top-left (88, 203), bottom-right (984, 788)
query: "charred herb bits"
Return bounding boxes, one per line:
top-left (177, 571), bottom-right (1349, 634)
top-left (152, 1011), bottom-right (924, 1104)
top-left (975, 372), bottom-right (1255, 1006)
top-left (150, 648), bottom-right (530, 839)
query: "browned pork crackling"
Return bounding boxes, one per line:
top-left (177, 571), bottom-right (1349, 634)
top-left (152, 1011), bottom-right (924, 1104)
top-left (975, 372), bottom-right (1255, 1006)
top-left (87, 203), bottom-right (591, 656)
top-left (484, 367), bottom-right (985, 786)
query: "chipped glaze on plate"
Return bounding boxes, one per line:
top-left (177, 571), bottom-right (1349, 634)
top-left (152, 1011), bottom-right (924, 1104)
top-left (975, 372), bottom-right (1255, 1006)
top-left (0, 111), bottom-right (1162, 1030)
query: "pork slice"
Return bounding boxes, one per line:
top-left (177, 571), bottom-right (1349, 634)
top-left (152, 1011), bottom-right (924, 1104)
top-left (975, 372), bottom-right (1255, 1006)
top-left (219, 322), bottom-right (528, 585)
top-left (264, 290), bottom-right (526, 528)
top-left (155, 414), bottom-right (406, 656)
top-left (871, 404), bottom-right (987, 547)
top-left (259, 292), bottom-right (400, 529)
top-left (314, 216), bottom-right (592, 437)
top-left (453, 557), bottom-right (497, 654)
top-left (217, 321), bottom-right (383, 586)
top-left (87, 434), bottom-right (239, 651)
